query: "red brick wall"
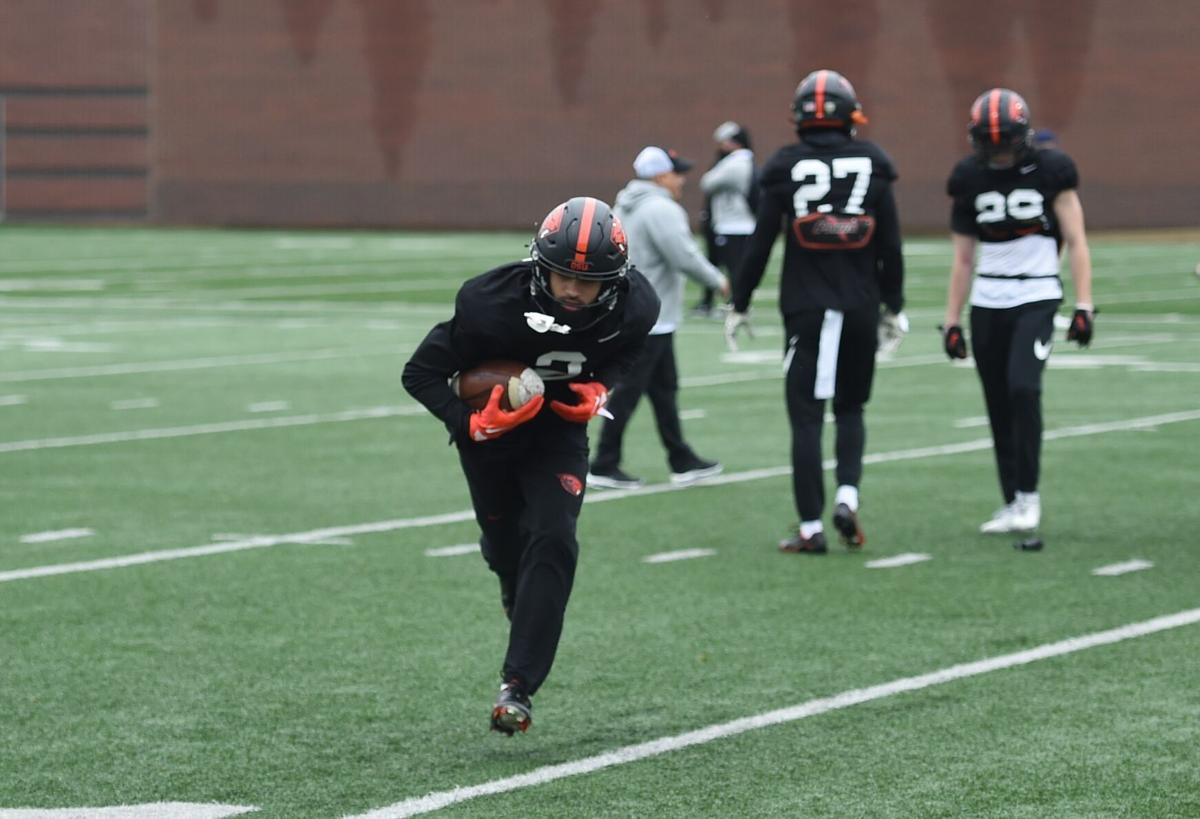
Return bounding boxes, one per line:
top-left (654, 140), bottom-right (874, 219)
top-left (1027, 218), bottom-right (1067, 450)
top-left (3, 0), bottom-right (1198, 229)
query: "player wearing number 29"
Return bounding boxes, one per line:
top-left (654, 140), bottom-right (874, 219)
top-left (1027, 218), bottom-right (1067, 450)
top-left (728, 69), bottom-right (906, 554)
top-left (941, 88), bottom-right (1095, 535)
top-left (401, 197), bottom-right (658, 735)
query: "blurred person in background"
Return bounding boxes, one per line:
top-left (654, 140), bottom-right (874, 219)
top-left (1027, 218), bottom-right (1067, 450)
top-left (696, 121), bottom-right (757, 316)
top-left (941, 88), bottom-right (1094, 535)
top-left (727, 69), bottom-right (906, 554)
top-left (587, 146), bottom-right (729, 490)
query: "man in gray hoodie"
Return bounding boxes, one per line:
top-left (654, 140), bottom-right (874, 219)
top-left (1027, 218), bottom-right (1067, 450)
top-left (587, 146), bottom-right (729, 490)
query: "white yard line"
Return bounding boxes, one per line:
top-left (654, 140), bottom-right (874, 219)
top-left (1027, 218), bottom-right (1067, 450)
top-left (247, 401), bottom-right (290, 413)
top-left (111, 398), bottom-right (160, 410)
top-left (0, 394), bottom-right (28, 406)
top-left (1091, 560), bottom-right (1154, 577)
top-left (865, 553), bottom-right (932, 569)
top-left (343, 607), bottom-right (1200, 819)
top-left (0, 804), bottom-right (259, 819)
top-left (2, 408), bottom-right (1196, 584)
top-left (642, 548), bottom-right (717, 564)
top-left (19, 528), bottom-right (94, 544)
top-left (424, 544), bottom-right (480, 557)
top-left (0, 348), bottom-right (393, 383)
top-left (0, 406), bottom-right (421, 454)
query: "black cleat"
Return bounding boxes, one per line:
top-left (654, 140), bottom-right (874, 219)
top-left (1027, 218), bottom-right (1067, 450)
top-left (779, 530), bottom-right (828, 554)
top-left (832, 503), bottom-right (866, 549)
top-left (490, 679), bottom-right (532, 736)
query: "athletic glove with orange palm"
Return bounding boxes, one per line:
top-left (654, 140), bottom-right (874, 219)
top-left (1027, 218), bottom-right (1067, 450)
top-left (549, 381), bottom-right (609, 423)
top-left (469, 385), bottom-right (544, 442)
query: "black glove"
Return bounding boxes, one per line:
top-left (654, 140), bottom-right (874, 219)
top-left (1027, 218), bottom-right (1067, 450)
top-left (940, 324), bottom-right (968, 360)
top-left (1066, 308), bottom-right (1094, 347)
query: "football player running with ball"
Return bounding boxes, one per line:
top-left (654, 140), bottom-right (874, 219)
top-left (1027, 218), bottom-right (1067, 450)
top-left (402, 197), bottom-right (658, 735)
top-left (727, 69), bottom-right (906, 554)
top-left (941, 88), bottom-right (1095, 536)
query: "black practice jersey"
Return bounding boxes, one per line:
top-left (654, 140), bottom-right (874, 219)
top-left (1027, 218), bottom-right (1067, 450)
top-left (733, 130), bottom-right (904, 315)
top-left (402, 261), bottom-right (659, 442)
top-left (948, 148), bottom-right (1079, 308)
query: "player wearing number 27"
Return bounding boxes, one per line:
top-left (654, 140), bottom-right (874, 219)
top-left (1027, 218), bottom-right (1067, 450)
top-left (941, 88), bottom-right (1095, 535)
top-left (727, 69), bottom-right (906, 554)
top-left (402, 197), bottom-right (658, 734)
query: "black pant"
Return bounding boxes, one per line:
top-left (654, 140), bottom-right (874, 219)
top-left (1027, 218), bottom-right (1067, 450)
top-left (457, 423), bottom-right (588, 695)
top-left (591, 333), bottom-right (696, 473)
top-left (970, 299), bottom-right (1059, 503)
top-left (698, 233), bottom-right (749, 308)
top-left (783, 306), bottom-right (877, 521)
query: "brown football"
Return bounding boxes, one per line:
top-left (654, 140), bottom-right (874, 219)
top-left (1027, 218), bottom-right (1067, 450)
top-left (451, 360), bottom-right (545, 411)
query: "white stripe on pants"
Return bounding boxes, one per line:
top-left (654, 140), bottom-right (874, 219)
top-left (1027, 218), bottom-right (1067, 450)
top-left (814, 309), bottom-right (844, 399)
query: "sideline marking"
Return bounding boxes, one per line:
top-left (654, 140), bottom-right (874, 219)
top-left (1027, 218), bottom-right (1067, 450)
top-left (19, 528), bottom-right (94, 544)
top-left (247, 400), bottom-right (290, 413)
top-left (642, 548), bottom-right (716, 564)
top-left (344, 607), bottom-right (1200, 818)
top-left (865, 553), bottom-right (932, 569)
top-left (1092, 559), bottom-right (1154, 576)
top-left (2, 408), bottom-right (1197, 584)
top-left (0, 802), bottom-right (258, 818)
top-left (424, 544), bottom-right (479, 557)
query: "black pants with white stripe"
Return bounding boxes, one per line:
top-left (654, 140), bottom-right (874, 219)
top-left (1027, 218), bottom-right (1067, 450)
top-left (457, 425), bottom-right (589, 695)
top-left (783, 305), bottom-right (878, 522)
top-left (969, 299), bottom-right (1060, 503)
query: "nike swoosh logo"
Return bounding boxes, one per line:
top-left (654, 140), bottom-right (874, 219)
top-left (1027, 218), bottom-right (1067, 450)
top-left (1019, 164), bottom-right (1037, 174)
top-left (597, 329), bottom-right (620, 343)
top-left (1033, 338), bottom-right (1052, 360)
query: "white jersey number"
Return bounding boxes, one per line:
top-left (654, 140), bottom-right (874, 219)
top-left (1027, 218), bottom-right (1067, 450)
top-left (791, 157), bottom-right (873, 216)
top-left (535, 350), bottom-right (587, 380)
top-left (975, 188), bottom-right (1045, 223)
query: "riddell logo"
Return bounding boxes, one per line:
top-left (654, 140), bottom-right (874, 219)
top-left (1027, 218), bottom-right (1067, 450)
top-left (568, 258), bottom-right (591, 272)
top-left (558, 473), bottom-right (583, 496)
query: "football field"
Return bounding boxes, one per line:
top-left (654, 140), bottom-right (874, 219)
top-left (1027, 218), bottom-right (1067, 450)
top-left (1, 226), bottom-right (1198, 818)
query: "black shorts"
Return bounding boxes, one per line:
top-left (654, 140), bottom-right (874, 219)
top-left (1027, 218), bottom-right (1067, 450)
top-left (783, 305), bottom-right (878, 407)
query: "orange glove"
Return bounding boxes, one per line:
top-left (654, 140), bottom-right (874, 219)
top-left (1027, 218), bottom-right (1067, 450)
top-left (550, 381), bottom-right (609, 423)
top-left (469, 385), bottom-right (544, 442)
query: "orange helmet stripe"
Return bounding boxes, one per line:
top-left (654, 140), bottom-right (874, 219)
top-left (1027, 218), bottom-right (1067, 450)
top-left (573, 196), bottom-right (598, 269)
top-left (814, 70), bottom-right (828, 119)
top-left (988, 88), bottom-right (1001, 144)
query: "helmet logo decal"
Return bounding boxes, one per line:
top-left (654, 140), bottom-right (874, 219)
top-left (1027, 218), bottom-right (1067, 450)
top-left (540, 204), bottom-right (565, 238)
top-left (571, 196), bottom-right (598, 271)
top-left (610, 215), bottom-right (628, 254)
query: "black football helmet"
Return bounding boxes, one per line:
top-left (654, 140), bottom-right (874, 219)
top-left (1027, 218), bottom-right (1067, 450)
top-left (529, 196), bottom-right (629, 331)
top-left (968, 88), bottom-right (1033, 169)
top-left (792, 69), bottom-right (868, 131)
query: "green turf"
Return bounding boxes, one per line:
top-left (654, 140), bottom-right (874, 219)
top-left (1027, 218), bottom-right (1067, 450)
top-left (0, 226), bottom-right (1198, 818)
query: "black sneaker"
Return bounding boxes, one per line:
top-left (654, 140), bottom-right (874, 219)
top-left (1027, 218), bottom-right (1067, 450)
top-left (669, 456), bottom-right (723, 486)
top-left (490, 679), bottom-right (532, 736)
top-left (779, 530), bottom-right (828, 554)
top-left (499, 575), bottom-right (516, 622)
top-left (832, 503), bottom-right (866, 549)
top-left (587, 467), bottom-right (645, 490)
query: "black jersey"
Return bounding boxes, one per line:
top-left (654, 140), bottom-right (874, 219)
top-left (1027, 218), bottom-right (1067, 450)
top-left (402, 261), bottom-right (659, 442)
top-left (948, 148), bottom-right (1079, 308)
top-left (733, 129), bottom-right (904, 315)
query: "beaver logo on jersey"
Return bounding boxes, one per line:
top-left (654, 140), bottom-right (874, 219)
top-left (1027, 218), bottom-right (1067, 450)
top-left (793, 213), bottom-right (876, 250)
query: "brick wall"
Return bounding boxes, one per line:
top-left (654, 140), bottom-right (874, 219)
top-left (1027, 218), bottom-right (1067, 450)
top-left (2, 0), bottom-right (1197, 229)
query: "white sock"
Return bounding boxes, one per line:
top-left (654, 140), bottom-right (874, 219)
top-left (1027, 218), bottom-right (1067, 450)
top-left (800, 519), bottom-right (824, 539)
top-left (1016, 491), bottom-right (1040, 507)
top-left (834, 485), bottom-right (859, 512)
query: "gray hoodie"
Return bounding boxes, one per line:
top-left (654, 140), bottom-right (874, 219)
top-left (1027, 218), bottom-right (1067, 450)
top-left (613, 179), bottom-right (726, 334)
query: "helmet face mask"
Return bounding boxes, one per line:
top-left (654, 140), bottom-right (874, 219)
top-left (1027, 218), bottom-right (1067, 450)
top-left (968, 88), bottom-right (1033, 170)
top-left (792, 69), bottom-right (867, 132)
top-left (528, 197), bottom-right (628, 331)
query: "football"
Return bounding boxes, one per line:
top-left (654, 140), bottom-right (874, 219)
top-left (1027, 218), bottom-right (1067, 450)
top-left (451, 360), bottom-right (545, 411)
